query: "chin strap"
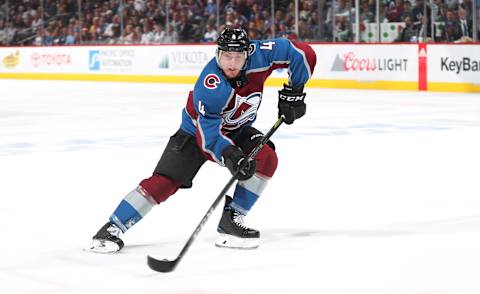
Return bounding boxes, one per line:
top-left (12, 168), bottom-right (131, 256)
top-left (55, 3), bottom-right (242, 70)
top-left (229, 70), bottom-right (248, 88)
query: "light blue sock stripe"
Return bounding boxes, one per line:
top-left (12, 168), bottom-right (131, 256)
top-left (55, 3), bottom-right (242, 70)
top-left (124, 188), bottom-right (155, 217)
top-left (231, 184), bottom-right (259, 215)
top-left (238, 174), bottom-right (268, 196)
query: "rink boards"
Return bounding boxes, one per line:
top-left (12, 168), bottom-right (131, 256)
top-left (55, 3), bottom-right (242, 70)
top-left (0, 43), bottom-right (479, 92)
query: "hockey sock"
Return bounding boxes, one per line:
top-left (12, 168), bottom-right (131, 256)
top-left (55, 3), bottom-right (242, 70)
top-left (109, 186), bottom-right (156, 232)
top-left (230, 173), bottom-right (269, 215)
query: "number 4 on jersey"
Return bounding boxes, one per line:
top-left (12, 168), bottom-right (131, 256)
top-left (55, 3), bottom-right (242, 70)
top-left (260, 41), bottom-right (275, 50)
top-left (198, 101), bottom-right (206, 116)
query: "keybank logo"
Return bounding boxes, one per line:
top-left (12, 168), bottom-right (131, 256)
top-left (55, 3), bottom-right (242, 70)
top-left (440, 57), bottom-right (480, 74)
top-left (89, 50), bottom-right (100, 70)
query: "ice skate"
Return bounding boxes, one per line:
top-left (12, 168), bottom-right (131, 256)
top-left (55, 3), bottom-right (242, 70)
top-left (215, 196), bottom-right (260, 249)
top-left (86, 222), bottom-right (124, 253)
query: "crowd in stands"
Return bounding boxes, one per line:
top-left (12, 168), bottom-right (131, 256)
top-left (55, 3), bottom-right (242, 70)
top-left (0, 0), bottom-right (478, 45)
top-left (392, 0), bottom-right (477, 42)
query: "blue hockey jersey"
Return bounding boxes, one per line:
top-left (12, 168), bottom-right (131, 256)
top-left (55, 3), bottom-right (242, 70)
top-left (180, 38), bottom-right (316, 165)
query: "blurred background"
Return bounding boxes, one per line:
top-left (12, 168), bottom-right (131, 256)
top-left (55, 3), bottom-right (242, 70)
top-left (0, 0), bottom-right (478, 46)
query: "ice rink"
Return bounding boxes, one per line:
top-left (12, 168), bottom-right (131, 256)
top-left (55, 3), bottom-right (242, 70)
top-left (1, 79), bottom-right (480, 294)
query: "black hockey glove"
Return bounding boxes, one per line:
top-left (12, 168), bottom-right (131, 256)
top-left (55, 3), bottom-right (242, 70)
top-left (278, 84), bottom-right (306, 125)
top-left (222, 145), bottom-right (256, 181)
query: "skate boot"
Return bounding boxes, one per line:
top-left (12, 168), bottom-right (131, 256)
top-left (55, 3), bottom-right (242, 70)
top-left (86, 222), bottom-right (124, 253)
top-left (215, 195), bottom-right (260, 249)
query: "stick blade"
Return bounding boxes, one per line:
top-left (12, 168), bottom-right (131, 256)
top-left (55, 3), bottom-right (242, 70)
top-left (147, 255), bottom-right (178, 273)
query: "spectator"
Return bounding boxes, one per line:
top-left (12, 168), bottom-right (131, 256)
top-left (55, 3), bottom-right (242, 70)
top-left (65, 26), bottom-right (76, 44)
top-left (118, 24), bottom-right (135, 44)
top-left (1, 0), bottom-right (477, 45)
top-left (163, 25), bottom-right (178, 44)
top-left (53, 26), bottom-right (67, 45)
top-left (460, 0), bottom-right (473, 22)
top-left (251, 3), bottom-right (263, 22)
top-left (274, 10), bottom-right (286, 29)
top-left (31, 10), bottom-right (44, 33)
top-left (177, 13), bottom-right (194, 43)
top-left (416, 15), bottom-right (436, 41)
top-left (42, 27), bottom-right (53, 45)
top-left (0, 19), bottom-right (6, 45)
top-left (386, 0), bottom-right (405, 22)
top-left (261, 9), bottom-right (273, 38)
top-left (335, 15), bottom-right (353, 41)
top-left (445, 0), bottom-right (459, 9)
top-left (133, 25), bottom-right (142, 43)
top-left (359, 0), bottom-right (375, 24)
top-left (276, 22), bottom-right (290, 38)
top-left (441, 9), bottom-right (462, 41)
top-left (298, 19), bottom-right (314, 41)
top-left (104, 14), bottom-right (121, 41)
top-left (436, 2), bottom-right (449, 21)
top-left (33, 27), bottom-right (44, 46)
top-left (246, 20), bottom-right (259, 39)
top-left (411, 0), bottom-right (432, 25)
top-left (201, 22), bottom-right (219, 42)
top-left (44, 0), bottom-right (58, 20)
top-left (204, 0), bottom-right (217, 16)
top-left (299, 1), bottom-right (312, 21)
top-left (307, 11), bottom-right (321, 40)
top-left (89, 16), bottom-right (101, 42)
top-left (457, 7), bottom-right (473, 39)
top-left (395, 15), bottom-right (417, 41)
top-left (152, 24), bottom-right (166, 43)
top-left (141, 22), bottom-right (154, 44)
top-left (151, 6), bottom-right (166, 25)
top-left (232, 10), bottom-right (248, 28)
top-left (402, 0), bottom-right (413, 19)
top-left (134, 0), bottom-right (146, 13)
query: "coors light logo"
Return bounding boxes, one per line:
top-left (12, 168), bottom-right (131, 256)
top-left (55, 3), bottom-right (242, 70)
top-left (331, 52), bottom-right (408, 72)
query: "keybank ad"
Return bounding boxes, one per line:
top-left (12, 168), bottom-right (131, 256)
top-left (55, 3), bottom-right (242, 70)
top-left (428, 45), bottom-right (480, 84)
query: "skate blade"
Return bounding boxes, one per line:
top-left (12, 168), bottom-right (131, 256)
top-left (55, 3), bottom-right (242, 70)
top-left (215, 233), bottom-right (259, 250)
top-left (84, 239), bottom-right (120, 254)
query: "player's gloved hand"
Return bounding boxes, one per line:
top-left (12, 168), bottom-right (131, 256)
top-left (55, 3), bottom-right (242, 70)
top-left (278, 84), bottom-right (306, 125)
top-left (222, 145), bottom-right (256, 181)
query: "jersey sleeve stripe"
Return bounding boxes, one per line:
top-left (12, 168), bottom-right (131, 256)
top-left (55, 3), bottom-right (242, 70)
top-left (196, 117), bottom-right (223, 164)
top-left (246, 61), bottom-right (290, 74)
top-left (290, 41), bottom-right (312, 79)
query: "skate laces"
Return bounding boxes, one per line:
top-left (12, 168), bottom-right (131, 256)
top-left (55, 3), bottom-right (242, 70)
top-left (232, 211), bottom-right (250, 231)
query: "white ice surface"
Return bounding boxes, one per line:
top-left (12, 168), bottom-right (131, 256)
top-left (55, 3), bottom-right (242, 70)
top-left (1, 80), bottom-right (480, 294)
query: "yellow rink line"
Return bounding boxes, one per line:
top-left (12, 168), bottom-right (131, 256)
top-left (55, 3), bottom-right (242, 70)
top-left (302, 79), bottom-right (419, 91)
top-left (427, 82), bottom-right (480, 93)
top-left (1, 73), bottom-right (479, 92)
top-left (0, 73), bottom-right (199, 84)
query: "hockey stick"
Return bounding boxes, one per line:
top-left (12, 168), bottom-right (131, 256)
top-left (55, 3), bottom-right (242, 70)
top-left (147, 116), bottom-right (285, 273)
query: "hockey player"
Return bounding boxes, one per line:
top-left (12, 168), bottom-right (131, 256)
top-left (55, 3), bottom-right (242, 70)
top-left (87, 27), bottom-right (316, 253)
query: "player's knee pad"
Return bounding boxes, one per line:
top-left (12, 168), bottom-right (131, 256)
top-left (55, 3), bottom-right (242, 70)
top-left (139, 174), bottom-right (181, 204)
top-left (254, 144), bottom-right (278, 178)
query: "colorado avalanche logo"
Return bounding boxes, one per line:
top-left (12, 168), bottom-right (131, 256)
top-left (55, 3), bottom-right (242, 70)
top-left (222, 92), bottom-right (262, 130)
top-left (248, 43), bottom-right (256, 56)
top-left (204, 74), bottom-right (220, 89)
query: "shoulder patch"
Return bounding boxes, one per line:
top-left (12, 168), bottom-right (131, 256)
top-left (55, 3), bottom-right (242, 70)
top-left (204, 74), bottom-right (221, 89)
top-left (248, 43), bottom-right (256, 56)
